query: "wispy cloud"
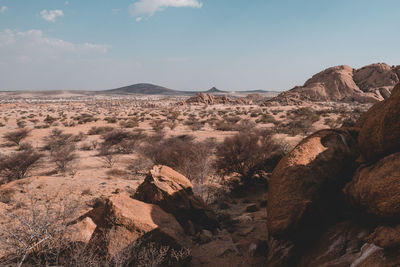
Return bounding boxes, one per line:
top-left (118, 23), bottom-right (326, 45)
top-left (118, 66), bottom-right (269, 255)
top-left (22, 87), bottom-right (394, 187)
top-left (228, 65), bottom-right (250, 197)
top-left (0, 6), bottom-right (7, 13)
top-left (64, 1), bottom-right (69, 6)
top-left (129, 0), bottom-right (202, 21)
top-left (0, 29), bottom-right (108, 53)
top-left (0, 29), bottom-right (123, 90)
top-left (40, 9), bottom-right (64, 22)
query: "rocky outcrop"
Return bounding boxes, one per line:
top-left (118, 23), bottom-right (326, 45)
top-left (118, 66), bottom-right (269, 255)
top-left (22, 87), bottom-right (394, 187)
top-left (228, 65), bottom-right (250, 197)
top-left (344, 152), bottom-right (400, 219)
top-left (185, 93), bottom-right (253, 105)
top-left (80, 193), bottom-right (189, 259)
top-left (266, 83), bottom-right (400, 266)
top-left (267, 63), bottom-right (400, 104)
top-left (267, 129), bottom-right (359, 238)
top-left (134, 165), bottom-right (219, 234)
top-left (357, 83), bottom-right (400, 162)
top-left (353, 63), bottom-right (399, 95)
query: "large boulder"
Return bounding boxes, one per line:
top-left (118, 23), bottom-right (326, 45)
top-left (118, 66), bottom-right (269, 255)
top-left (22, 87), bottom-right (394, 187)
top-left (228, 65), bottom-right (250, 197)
top-left (344, 152), bottom-right (400, 220)
top-left (134, 165), bottom-right (219, 233)
top-left (82, 193), bottom-right (190, 259)
top-left (267, 129), bottom-right (359, 238)
top-left (357, 83), bottom-right (400, 162)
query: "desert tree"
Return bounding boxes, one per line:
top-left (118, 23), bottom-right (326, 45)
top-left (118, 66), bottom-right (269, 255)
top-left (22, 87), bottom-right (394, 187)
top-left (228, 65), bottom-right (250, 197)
top-left (0, 149), bottom-right (42, 183)
top-left (3, 128), bottom-right (31, 146)
top-left (44, 129), bottom-right (78, 173)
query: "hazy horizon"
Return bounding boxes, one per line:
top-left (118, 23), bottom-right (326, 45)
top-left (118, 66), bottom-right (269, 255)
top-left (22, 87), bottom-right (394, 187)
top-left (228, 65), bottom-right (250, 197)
top-left (1, 0), bottom-right (400, 91)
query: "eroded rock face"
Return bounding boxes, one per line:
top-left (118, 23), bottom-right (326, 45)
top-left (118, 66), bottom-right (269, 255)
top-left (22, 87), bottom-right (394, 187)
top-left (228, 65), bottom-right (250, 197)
top-left (353, 63), bottom-right (399, 94)
top-left (134, 165), bottom-right (219, 233)
top-left (344, 152), bottom-right (400, 220)
top-left (267, 129), bottom-right (359, 238)
top-left (267, 63), bottom-right (400, 104)
top-left (83, 193), bottom-right (188, 258)
top-left (357, 83), bottom-right (400, 162)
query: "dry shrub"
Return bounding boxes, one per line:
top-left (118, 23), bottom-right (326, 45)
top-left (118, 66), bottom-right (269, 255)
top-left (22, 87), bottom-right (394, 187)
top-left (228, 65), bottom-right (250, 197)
top-left (0, 187), bottom-right (16, 204)
top-left (277, 107), bottom-right (320, 136)
top-left (0, 195), bottom-right (191, 267)
top-left (215, 129), bottom-right (285, 183)
top-left (150, 119), bottom-right (166, 133)
top-left (99, 129), bottom-right (145, 155)
top-left (0, 195), bottom-right (79, 266)
top-left (87, 126), bottom-right (114, 135)
top-left (119, 118), bottom-right (139, 128)
top-left (44, 129), bottom-right (78, 172)
top-left (139, 135), bottom-right (215, 183)
top-left (0, 149), bottom-right (42, 183)
top-left (128, 157), bottom-right (154, 176)
top-left (3, 128), bottom-right (31, 146)
top-left (277, 119), bottom-right (314, 136)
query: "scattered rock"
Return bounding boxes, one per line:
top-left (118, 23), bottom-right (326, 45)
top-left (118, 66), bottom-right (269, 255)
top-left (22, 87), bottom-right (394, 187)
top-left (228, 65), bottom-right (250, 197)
top-left (185, 93), bottom-right (253, 105)
top-left (197, 229), bottom-right (213, 244)
top-left (134, 165), bottom-right (219, 233)
top-left (82, 193), bottom-right (189, 258)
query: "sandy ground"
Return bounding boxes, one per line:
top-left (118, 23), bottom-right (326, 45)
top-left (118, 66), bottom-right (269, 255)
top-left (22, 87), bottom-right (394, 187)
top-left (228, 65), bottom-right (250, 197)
top-left (0, 95), bottom-right (371, 265)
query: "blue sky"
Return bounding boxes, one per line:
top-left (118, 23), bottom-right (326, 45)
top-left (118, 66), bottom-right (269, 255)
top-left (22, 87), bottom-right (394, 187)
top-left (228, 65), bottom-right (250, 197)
top-left (0, 0), bottom-right (399, 91)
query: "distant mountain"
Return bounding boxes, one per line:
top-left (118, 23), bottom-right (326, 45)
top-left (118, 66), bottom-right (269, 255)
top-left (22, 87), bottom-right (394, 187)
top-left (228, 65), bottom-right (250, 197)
top-left (206, 87), bottom-right (226, 93)
top-left (102, 83), bottom-right (181, 95)
top-left (0, 83), bottom-right (279, 97)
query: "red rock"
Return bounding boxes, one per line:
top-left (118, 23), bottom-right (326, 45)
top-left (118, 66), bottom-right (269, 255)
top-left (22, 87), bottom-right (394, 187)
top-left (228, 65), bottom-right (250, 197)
top-left (83, 193), bottom-right (189, 258)
top-left (357, 83), bottom-right (400, 162)
top-left (267, 129), bottom-right (359, 237)
top-left (344, 152), bottom-right (400, 219)
top-left (134, 165), bottom-right (219, 233)
top-left (266, 63), bottom-right (400, 104)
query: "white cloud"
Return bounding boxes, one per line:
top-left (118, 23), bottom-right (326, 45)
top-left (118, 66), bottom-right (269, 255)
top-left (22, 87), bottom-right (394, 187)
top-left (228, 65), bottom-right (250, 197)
top-left (129, 0), bottom-right (202, 21)
top-left (40, 9), bottom-right (64, 22)
top-left (0, 6), bottom-right (7, 13)
top-left (0, 29), bottom-right (108, 53)
top-left (0, 29), bottom-right (144, 91)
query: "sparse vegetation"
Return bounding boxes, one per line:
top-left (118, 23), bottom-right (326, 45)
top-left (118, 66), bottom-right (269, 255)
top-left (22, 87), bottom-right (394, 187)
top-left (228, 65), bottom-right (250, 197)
top-left (3, 128), bottom-right (31, 146)
top-left (215, 129), bottom-right (285, 183)
top-left (0, 149), bottom-right (42, 183)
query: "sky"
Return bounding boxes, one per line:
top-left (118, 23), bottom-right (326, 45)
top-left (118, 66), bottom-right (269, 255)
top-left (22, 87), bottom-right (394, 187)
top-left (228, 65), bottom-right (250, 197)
top-left (0, 0), bottom-right (399, 91)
